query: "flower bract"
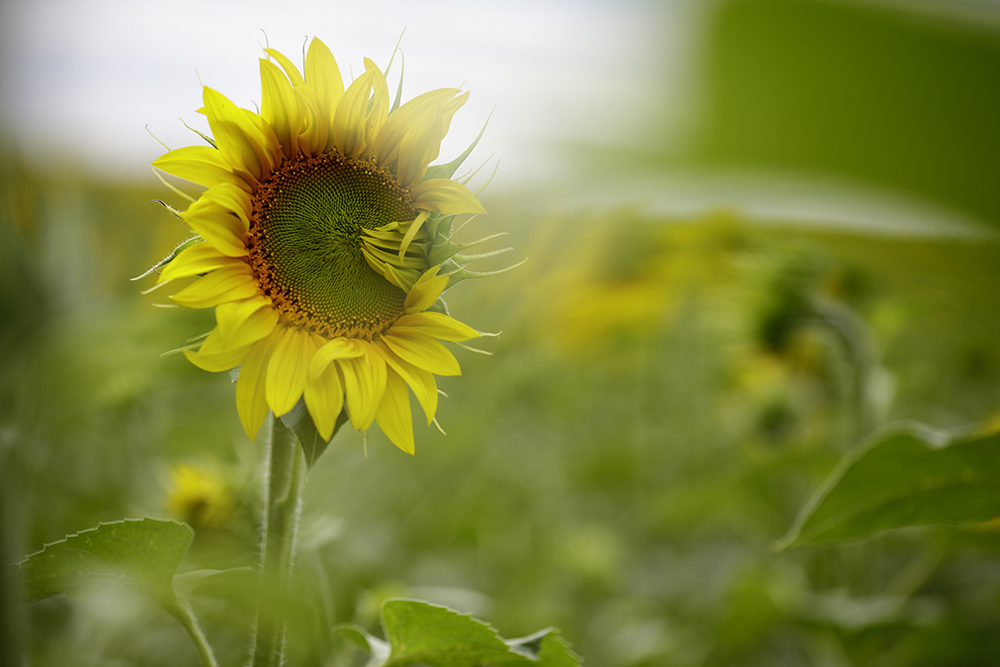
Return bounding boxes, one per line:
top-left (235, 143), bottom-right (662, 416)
top-left (152, 38), bottom-right (487, 454)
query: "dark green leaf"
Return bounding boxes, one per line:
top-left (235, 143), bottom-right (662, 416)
top-left (776, 424), bottom-right (1000, 549)
top-left (347, 598), bottom-right (581, 667)
top-left (19, 518), bottom-right (193, 604)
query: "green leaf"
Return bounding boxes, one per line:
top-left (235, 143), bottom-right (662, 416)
top-left (342, 598), bottom-right (581, 667)
top-left (776, 424), bottom-right (1000, 549)
top-left (279, 398), bottom-right (348, 467)
top-left (19, 518), bottom-right (193, 604)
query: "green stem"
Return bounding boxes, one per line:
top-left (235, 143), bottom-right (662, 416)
top-left (250, 412), bottom-right (306, 667)
top-left (169, 596), bottom-right (220, 667)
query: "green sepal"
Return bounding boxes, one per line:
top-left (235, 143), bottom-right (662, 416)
top-left (279, 398), bottom-right (349, 468)
top-left (423, 109), bottom-right (493, 182)
top-left (131, 236), bottom-right (205, 282)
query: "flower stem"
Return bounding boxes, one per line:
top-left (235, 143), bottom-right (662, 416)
top-left (169, 596), bottom-right (220, 667)
top-left (250, 412), bottom-right (306, 667)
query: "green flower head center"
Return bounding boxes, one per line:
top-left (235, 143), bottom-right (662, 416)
top-left (247, 153), bottom-right (418, 339)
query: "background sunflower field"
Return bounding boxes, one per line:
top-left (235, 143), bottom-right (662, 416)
top-left (3, 1), bottom-right (1000, 665)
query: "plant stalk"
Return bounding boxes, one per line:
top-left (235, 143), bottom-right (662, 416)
top-left (249, 412), bottom-right (306, 667)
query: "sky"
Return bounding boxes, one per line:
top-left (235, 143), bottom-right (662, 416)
top-left (0, 0), bottom-right (688, 186)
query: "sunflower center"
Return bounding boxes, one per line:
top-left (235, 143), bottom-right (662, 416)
top-left (247, 152), bottom-right (418, 339)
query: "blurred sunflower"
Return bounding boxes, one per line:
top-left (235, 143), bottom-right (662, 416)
top-left (166, 463), bottom-right (235, 529)
top-left (152, 38), bottom-right (486, 453)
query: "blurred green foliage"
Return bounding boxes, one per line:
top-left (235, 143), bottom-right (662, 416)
top-left (4, 1), bottom-right (1000, 666)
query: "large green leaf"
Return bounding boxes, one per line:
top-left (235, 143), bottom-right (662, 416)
top-left (776, 424), bottom-right (1000, 549)
top-left (19, 518), bottom-right (193, 604)
top-left (338, 599), bottom-right (581, 667)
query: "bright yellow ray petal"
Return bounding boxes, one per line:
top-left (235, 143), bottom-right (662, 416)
top-left (201, 183), bottom-right (252, 229)
top-left (158, 242), bottom-right (242, 284)
top-left (260, 58), bottom-right (303, 158)
top-left (373, 88), bottom-right (459, 167)
top-left (236, 328), bottom-right (284, 439)
top-left (202, 87), bottom-right (280, 182)
top-left (305, 38), bottom-right (343, 130)
top-left (265, 327), bottom-right (316, 416)
top-left (152, 146), bottom-right (246, 191)
top-left (403, 266), bottom-right (448, 314)
top-left (332, 69), bottom-right (377, 158)
top-left (303, 362), bottom-right (344, 442)
top-left (170, 264), bottom-right (257, 308)
top-left (376, 370), bottom-right (415, 455)
top-left (410, 178), bottom-right (486, 215)
top-left (264, 48), bottom-right (305, 88)
top-left (294, 85), bottom-right (328, 157)
top-left (392, 311), bottom-right (481, 342)
top-left (381, 331), bottom-right (461, 376)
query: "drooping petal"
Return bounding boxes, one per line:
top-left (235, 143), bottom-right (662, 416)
top-left (376, 370), bottom-right (415, 454)
top-left (303, 361), bottom-right (345, 442)
top-left (338, 341), bottom-right (386, 431)
top-left (392, 311), bottom-right (480, 342)
top-left (236, 327), bottom-right (285, 439)
top-left (170, 263), bottom-right (257, 308)
top-left (410, 178), bottom-right (486, 215)
top-left (310, 337), bottom-right (363, 380)
top-left (403, 266), bottom-right (448, 314)
top-left (381, 330), bottom-right (461, 376)
top-left (215, 295), bottom-right (279, 350)
top-left (265, 327), bottom-right (316, 416)
top-left (184, 337), bottom-right (252, 373)
top-left (152, 146), bottom-right (246, 191)
top-left (182, 199), bottom-right (249, 258)
top-left (374, 341), bottom-right (438, 425)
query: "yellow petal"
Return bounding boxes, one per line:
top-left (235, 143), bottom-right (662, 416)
top-left (295, 85), bottom-right (328, 157)
top-left (381, 331), bottom-right (461, 376)
top-left (202, 87), bottom-right (279, 182)
top-left (265, 327), bottom-right (316, 416)
top-left (403, 266), bottom-right (448, 314)
top-left (376, 370), bottom-right (415, 455)
top-left (264, 48), bottom-right (304, 88)
top-left (375, 341), bottom-right (438, 425)
top-left (158, 242), bottom-right (242, 284)
top-left (310, 337), bottom-right (363, 380)
top-left (216, 295), bottom-right (279, 350)
top-left (170, 264), bottom-right (257, 308)
top-left (183, 199), bottom-right (249, 258)
top-left (183, 341), bottom-right (251, 372)
top-left (303, 362), bottom-right (344, 442)
top-left (398, 211), bottom-right (431, 260)
top-left (373, 88), bottom-right (460, 167)
top-left (201, 183), bottom-right (252, 229)
top-left (339, 341), bottom-right (386, 431)
top-left (260, 58), bottom-right (302, 158)
top-left (152, 146), bottom-right (246, 191)
top-left (305, 38), bottom-right (343, 130)
top-left (392, 311), bottom-right (480, 342)
top-left (410, 178), bottom-right (486, 215)
top-left (236, 327), bottom-right (285, 439)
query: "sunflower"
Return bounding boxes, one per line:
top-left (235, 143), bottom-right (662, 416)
top-left (151, 38), bottom-right (489, 454)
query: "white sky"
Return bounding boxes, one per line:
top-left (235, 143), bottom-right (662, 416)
top-left (0, 0), bottom-right (689, 186)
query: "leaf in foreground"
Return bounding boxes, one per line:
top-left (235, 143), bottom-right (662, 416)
top-left (776, 424), bottom-right (1000, 549)
top-left (19, 518), bottom-right (193, 604)
top-left (338, 598), bottom-right (581, 667)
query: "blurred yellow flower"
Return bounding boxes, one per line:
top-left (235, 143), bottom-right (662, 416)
top-left (152, 38), bottom-right (484, 453)
top-left (166, 463), bottom-right (235, 529)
